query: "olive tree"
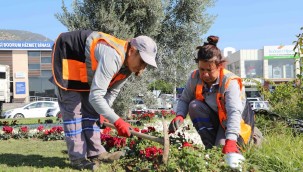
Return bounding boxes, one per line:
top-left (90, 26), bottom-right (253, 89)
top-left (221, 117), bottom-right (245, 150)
top-left (55, 0), bottom-right (216, 115)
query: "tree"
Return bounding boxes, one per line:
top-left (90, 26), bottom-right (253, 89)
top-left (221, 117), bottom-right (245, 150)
top-left (56, 0), bottom-right (216, 115)
top-left (148, 80), bottom-right (173, 94)
top-left (294, 27), bottom-right (303, 90)
top-left (155, 0), bottom-right (216, 100)
top-left (56, 0), bottom-right (164, 115)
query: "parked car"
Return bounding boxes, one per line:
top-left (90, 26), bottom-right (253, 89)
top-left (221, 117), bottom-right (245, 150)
top-left (1, 101), bottom-right (59, 118)
top-left (46, 106), bottom-right (61, 117)
top-left (249, 101), bottom-right (270, 111)
top-left (247, 97), bottom-right (263, 102)
top-left (131, 98), bottom-right (147, 114)
top-left (156, 94), bottom-right (173, 109)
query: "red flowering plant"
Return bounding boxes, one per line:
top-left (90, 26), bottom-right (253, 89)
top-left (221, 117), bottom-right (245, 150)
top-left (32, 125), bottom-right (45, 138)
top-left (132, 112), bottom-right (156, 122)
top-left (156, 110), bottom-right (176, 119)
top-left (98, 120), bottom-right (229, 171)
top-left (101, 127), bottom-right (127, 152)
top-left (13, 126), bottom-right (31, 139)
top-left (39, 126), bottom-right (64, 141)
top-left (0, 126), bottom-right (14, 140)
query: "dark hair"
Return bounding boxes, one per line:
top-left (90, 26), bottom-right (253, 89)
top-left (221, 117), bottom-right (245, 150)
top-left (194, 35), bottom-right (226, 65)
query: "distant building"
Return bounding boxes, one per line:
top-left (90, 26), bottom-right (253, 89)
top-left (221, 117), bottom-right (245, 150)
top-left (225, 45), bottom-right (300, 97)
top-left (0, 30), bottom-right (54, 103)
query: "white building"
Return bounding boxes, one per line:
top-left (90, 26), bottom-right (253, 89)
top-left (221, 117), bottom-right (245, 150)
top-left (225, 45), bottom-right (300, 97)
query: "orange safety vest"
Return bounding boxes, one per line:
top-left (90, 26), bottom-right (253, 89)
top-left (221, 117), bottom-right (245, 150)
top-left (192, 68), bottom-right (252, 144)
top-left (52, 30), bottom-right (130, 91)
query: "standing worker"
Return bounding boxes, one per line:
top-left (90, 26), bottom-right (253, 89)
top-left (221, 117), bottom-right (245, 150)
top-left (50, 30), bottom-right (157, 171)
top-left (169, 35), bottom-right (255, 168)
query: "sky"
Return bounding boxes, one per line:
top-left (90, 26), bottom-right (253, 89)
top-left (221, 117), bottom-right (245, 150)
top-left (0, 0), bottom-right (302, 50)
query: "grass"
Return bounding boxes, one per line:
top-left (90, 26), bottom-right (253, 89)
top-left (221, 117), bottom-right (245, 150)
top-left (0, 116), bottom-right (302, 171)
top-left (0, 139), bottom-right (70, 172)
top-left (244, 117), bottom-right (303, 171)
top-left (0, 117), bottom-right (58, 126)
top-left (0, 139), bottom-right (125, 172)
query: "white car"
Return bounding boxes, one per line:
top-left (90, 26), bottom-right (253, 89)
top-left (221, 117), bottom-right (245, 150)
top-left (2, 101), bottom-right (59, 118)
top-left (247, 97), bottom-right (263, 102)
top-left (249, 101), bottom-right (270, 111)
top-left (46, 105), bottom-right (61, 117)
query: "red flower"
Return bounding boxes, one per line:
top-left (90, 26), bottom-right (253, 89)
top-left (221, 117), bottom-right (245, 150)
top-left (147, 127), bottom-right (155, 132)
top-left (129, 140), bottom-right (136, 149)
top-left (140, 146), bottom-right (163, 160)
top-left (141, 129), bottom-right (148, 133)
top-left (37, 125), bottom-right (44, 132)
top-left (2, 126), bottom-right (13, 134)
top-left (51, 126), bottom-right (63, 133)
top-left (170, 110), bottom-right (176, 115)
top-left (102, 127), bottom-right (111, 134)
top-left (182, 142), bottom-right (193, 148)
top-left (101, 134), bottom-right (126, 149)
top-left (101, 134), bottom-right (112, 142)
top-left (133, 127), bottom-right (140, 132)
top-left (44, 130), bottom-right (50, 135)
top-left (20, 126), bottom-right (28, 133)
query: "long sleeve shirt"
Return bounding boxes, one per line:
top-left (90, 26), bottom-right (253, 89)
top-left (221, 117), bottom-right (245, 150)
top-left (88, 42), bottom-right (131, 124)
top-left (176, 72), bottom-right (244, 141)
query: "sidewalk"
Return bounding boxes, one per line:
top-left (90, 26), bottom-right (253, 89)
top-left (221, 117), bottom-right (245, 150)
top-left (2, 103), bottom-right (27, 111)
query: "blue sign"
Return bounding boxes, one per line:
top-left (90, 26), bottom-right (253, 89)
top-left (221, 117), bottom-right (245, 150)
top-left (0, 41), bottom-right (54, 50)
top-left (16, 82), bottom-right (26, 94)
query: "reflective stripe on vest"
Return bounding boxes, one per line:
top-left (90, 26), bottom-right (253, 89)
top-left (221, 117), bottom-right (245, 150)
top-left (193, 68), bottom-right (252, 144)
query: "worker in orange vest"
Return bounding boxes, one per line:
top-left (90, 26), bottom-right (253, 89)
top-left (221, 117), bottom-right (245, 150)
top-left (50, 30), bottom-right (157, 171)
top-left (169, 35), bottom-right (255, 168)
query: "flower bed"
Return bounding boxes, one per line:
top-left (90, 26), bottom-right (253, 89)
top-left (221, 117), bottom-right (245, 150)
top-left (0, 112), bottom-right (237, 171)
top-left (0, 125), bottom-right (64, 141)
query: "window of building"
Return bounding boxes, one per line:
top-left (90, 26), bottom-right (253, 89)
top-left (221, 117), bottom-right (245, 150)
top-left (41, 70), bottom-right (52, 77)
top-left (268, 59), bottom-right (295, 78)
top-left (28, 51), bottom-right (40, 57)
top-left (244, 60), bottom-right (263, 78)
top-left (28, 64), bottom-right (40, 70)
top-left (41, 57), bottom-right (51, 63)
top-left (0, 72), bottom-right (6, 79)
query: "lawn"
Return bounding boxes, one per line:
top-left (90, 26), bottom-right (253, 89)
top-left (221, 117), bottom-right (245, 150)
top-left (0, 139), bottom-right (71, 172)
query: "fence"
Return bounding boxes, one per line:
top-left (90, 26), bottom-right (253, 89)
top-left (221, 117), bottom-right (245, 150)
top-left (29, 96), bottom-right (58, 102)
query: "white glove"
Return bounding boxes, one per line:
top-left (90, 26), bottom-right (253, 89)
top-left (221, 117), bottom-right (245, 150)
top-left (225, 153), bottom-right (245, 171)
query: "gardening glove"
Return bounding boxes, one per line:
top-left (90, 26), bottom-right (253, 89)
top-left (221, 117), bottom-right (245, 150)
top-left (168, 115), bottom-right (184, 133)
top-left (114, 118), bottom-right (132, 137)
top-left (222, 139), bottom-right (240, 154)
top-left (98, 114), bottom-right (109, 129)
top-left (225, 153), bottom-right (245, 170)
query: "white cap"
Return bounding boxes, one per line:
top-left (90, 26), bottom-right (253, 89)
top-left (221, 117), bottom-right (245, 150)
top-left (130, 36), bottom-right (157, 68)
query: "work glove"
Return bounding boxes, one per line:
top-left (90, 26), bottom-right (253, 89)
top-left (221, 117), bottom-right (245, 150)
top-left (225, 153), bottom-right (245, 170)
top-left (222, 139), bottom-right (240, 154)
top-left (168, 115), bottom-right (184, 133)
top-left (114, 118), bottom-right (132, 137)
top-left (98, 114), bottom-right (109, 129)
